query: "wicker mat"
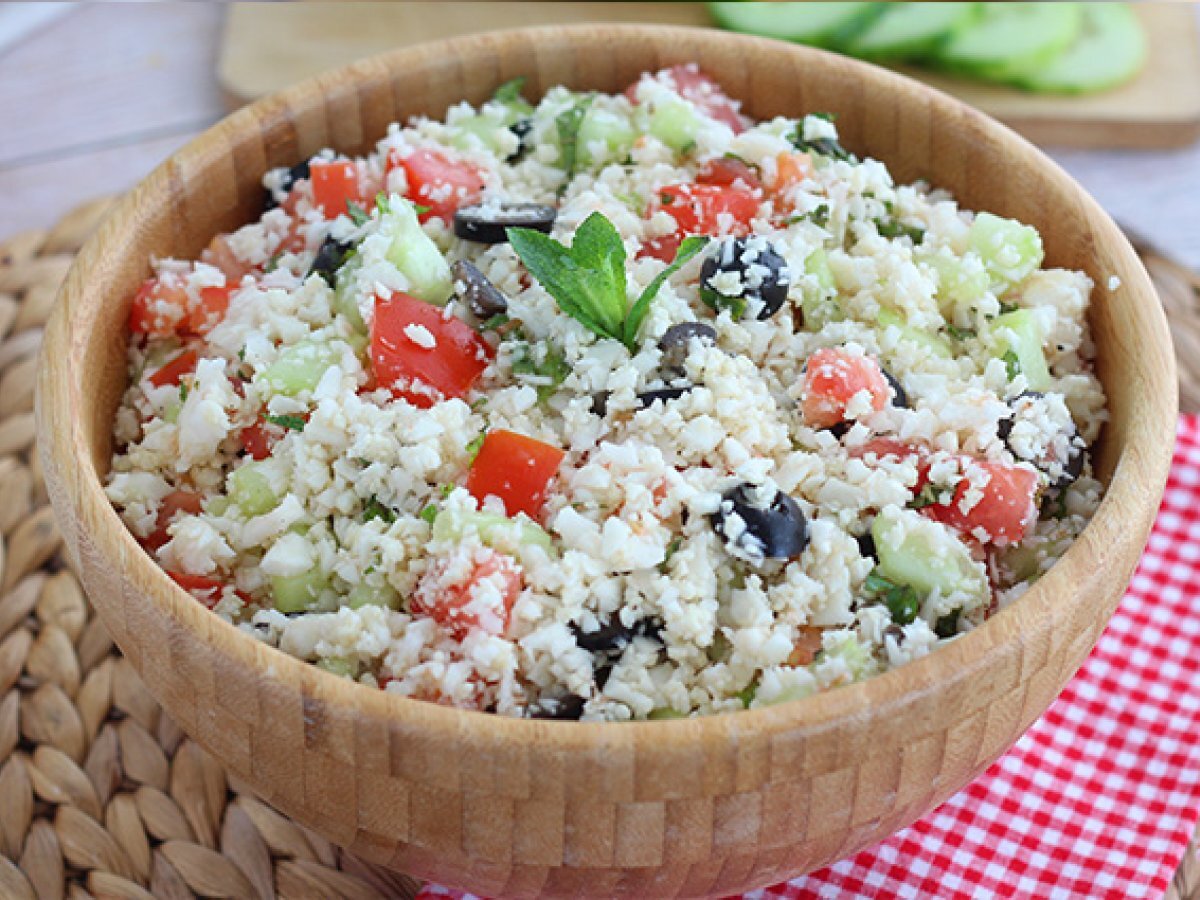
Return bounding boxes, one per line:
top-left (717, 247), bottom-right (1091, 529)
top-left (0, 196), bottom-right (1196, 900)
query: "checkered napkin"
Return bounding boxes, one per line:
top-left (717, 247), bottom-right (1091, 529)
top-left (418, 416), bottom-right (1200, 900)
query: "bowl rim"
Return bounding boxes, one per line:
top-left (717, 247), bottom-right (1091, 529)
top-left (39, 22), bottom-right (1178, 750)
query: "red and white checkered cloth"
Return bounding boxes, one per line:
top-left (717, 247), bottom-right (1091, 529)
top-left (419, 416), bottom-right (1200, 900)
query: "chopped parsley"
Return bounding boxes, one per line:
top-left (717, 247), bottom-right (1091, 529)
top-left (363, 496), bottom-right (396, 524)
top-left (178, 382), bottom-right (189, 403)
top-left (511, 342), bottom-right (570, 401)
top-left (265, 414), bottom-right (306, 432)
top-left (945, 324), bottom-right (977, 342)
top-left (874, 218), bottom-right (926, 244)
top-left (264, 251), bottom-right (283, 272)
top-left (493, 76), bottom-right (526, 105)
top-left (998, 300), bottom-right (1020, 315)
top-left (865, 570), bottom-right (920, 626)
top-left (346, 201), bottom-right (370, 227)
top-left (465, 434), bottom-right (485, 461)
top-left (786, 204), bottom-right (830, 228)
top-left (909, 483), bottom-right (941, 510)
top-left (418, 504), bottom-right (438, 524)
top-left (735, 682), bottom-right (757, 709)
top-left (1002, 349), bottom-right (1022, 380)
top-left (658, 536), bottom-right (683, 573)
top-left (791, 122), bottom-right (854, 163)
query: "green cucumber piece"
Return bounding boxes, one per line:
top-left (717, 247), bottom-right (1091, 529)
top-left (990, 309), bottom-right (1051, 392)
top-left (935, 3), bottom-right (1082, 82)
top-left (708, 2), bottom-right (883, 48)
top-left (922, 248), bottom-right (990, 315)
top-left (316, 656), bottom-right (358, 677)
top-left (346, 579), bottom-right (400, 611)
top-left (872, 507), bottom-right (988, 603)
top-left (382, 199), bottom-right (453, 305)
top-left (227, 461), bottom-right (282, 518)
top-left (877, 308), bottom-right (953, 359)
top-left (968, 212), bottom-right (1044, 291)
top-left (847, 2), bottom-right (979, 60)
top-left (800, 247), bottom-right (841, 330)
top-left (1015, 3), bottom-right (1146, 95)
top-left (578, 107), bottom-right (637, 167)
top-left (272, 569), bottom-right (330, 614)
top-left (645, 97), bottom-right (704, 153)
top-left (260, 340), bottom-right (341, 396)
top-left (450, 115), bottom-right (510, 155)
top-left (432, 507), bottom-right (553, 553)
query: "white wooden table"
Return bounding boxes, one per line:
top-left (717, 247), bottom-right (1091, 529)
top-left (1, 3), bottom-right (1198, 271)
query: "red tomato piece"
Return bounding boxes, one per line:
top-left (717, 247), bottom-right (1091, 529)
top-left (654, 183), bottom-right (760, 237)
top-left (370, 292), bottom-right (493, 408)
top-left (625, 65), bottom-right (749, 134)
top-left (128, 277), bottom-right (189, 338)
top-left (467, 429), bottom-right (566, 520)
top-left (241, 419), bottom-right (273, 461)
top-left (636, 233), bottom-right (685, 263)
top-left (924, 459), bottom-right (1039, 547)
top-left (851, 438), bottom-right (931, 493)
top-left (310, 160), bottom-right (364, 219)
top-left (696, 156), bottom-right (761, 191)
top-left (411, 550), bottom-right (523, 638)
top-left (167, 572), bottom-right (227, 609)
top-left (188, 285), bottom-right (233, 335)
top-left (202, 235), bottom-right (253, 282)
top-left (147, 349), bottom-right (198, 389)
top-left (389, 148), bottom-right (485, 223)
top-left (801, 347), bottom-right (892, 430)
top-left (143, 490), bottom-right (204, 552)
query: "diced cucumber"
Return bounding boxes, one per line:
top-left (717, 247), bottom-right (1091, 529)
top-left (333, 257), bottom-right (367, 332)
top-left (818, 634), bottom-right (875, 680)
top-left (708, 2), bottom-right (883, 48)
top-left (922, 248), bottom-right (990, 315)
top-left (271, 569), bottom-right (330, 614)
top-left (260, 340), bottom-right (341, 396)
top-left (227, 462), bottom-right (281, 517)
top-left (578, 107), bottom-right (637, 167)
top-left (346, 579), bottom-right (400, 611)
top-left (968, 212), bottom-right (1044, 291)
top-left (847, 2), bottom-right (979, 60)
top-left (800, 247), bottom-right (841, 330)
top-left (381, 199), bottom-right (454, 304)
top-left (990, 309), bottom-right (1052, 392)
top-left (316, 656), bottom-right (358, 678)
top-left (877, 308), bottom-right (953, 359)
top-left (645, 96), bottom-right (704, 153)
top-left (872, 507), bottom-right (988, 603)
top-left (647, 707), bottom-right (687, 720)
top-left (432, 507), bottom-right (553, 553)
top-left (1015, 3), bottom-right (1146, 95)
top-left (162, 399), bottom-right (181, 424)
top-left (450, 112), bottom-right (520, 156)
top-left (204, 495), bottom-right (231, 517)
top-left (935, 3), bottom-right (1082, 82)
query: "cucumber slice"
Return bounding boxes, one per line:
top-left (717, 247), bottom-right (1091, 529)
top-left (346, 579), bottom-right (400, 611)
top-left (272, 569), bottom-right (330, 614)
top-left (432, 507), bottom-right (553, 553)
top-left (260, 340), bottom-right (341, 396)
top-left (800, 247), bottom-right (841, 330)
top-left (1016, 3), bottom-right (1146, 95)
top-left (847, 2), bottom-right (979, 60)
top-left (922, 247), bottom-right (990, 316)
top-left (708, 2), bottom-right (883, 48)
top-left (578, 107), bottom-right (637, 167)
top-left (990, 309), bottom-right (1052, 392)
top-left (877, 308), bottom-right (954, 359)
top-left (872, 507), bottom-right (988, 603)
top-left (645, 97), bottom-right (704, 153)
top-left (968, 212), bottom-right (1044, 291)
top-left (935, 3), bottom-right (1082, 82)
top-left (381, 199), bottom-right (454, 305)
top-left (227, 462), bottom-right (281, 518)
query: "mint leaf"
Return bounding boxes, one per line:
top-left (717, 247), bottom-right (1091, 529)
top-left (623, 236), bottom-right (709, 347)
top-left (418, 504), bottom-right (438, 524)
top-left (493, 76), bottom-right (526, 105)
top-left (346, 201), bottom-right (370, 227)
top-left (265, 414), bottom-right (306, 432)
top-left (570, 211), bottom-right (628, 334)
top-left (555, 94), bottom-right (594, 181)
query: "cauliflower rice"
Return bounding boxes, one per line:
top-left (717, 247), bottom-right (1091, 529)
top-left (106, 66), bottom-right (1106, 721)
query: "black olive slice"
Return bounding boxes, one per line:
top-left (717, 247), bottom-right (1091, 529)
top-left (699, 237), bottom-right (792, 320)
top-left (637, 386), bottom-right (693, 409)
top-left (454, 202), bottom-right (557, 244)
top-left (710, 483), bottom-right (809, 562)
top-left (451, 259), bottom-right (509, 318)
top-left (308, 236), bottom-right (354, 287)
top-left (527, 694), bottom-right (586, 720)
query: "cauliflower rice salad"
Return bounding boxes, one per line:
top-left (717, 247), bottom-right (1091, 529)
top-left (107, 66), bottom-right (1106, 721)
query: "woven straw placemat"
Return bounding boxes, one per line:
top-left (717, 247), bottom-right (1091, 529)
top-left (0, 196), bottom-right (1196, 900)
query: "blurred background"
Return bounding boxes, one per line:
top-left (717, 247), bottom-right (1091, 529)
top-left (0, 1), bottom-right (1198, 270)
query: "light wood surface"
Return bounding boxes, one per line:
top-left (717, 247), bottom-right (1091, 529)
top-left (37, 24), bottom-right (1178, 899)
top-left (220, 1), bottom-right (1200, 149)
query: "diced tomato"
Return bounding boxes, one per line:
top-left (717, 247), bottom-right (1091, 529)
top-left (467, 429), bottom-right (565, 520)
top-left (924, 459), bottom-right (1039, 547)
top-left (696, 156), bottom-right (761, 191)
top-left (370, 292), bottom-right (493, 408)
top-left (310, 160), bottom-right (365, 219)
top-left (772, 152), bottom-right (814, 193)
top-left (241, 419), bottom-right (273, 460)
top-left (625, 65), bottom-right (749, 134)
top-left (388, 148), bottom-right (484, 223)
top-left (411, 549), bottom-right (523, 638)
top-left (147, 349), bottom-right (197, 389)
top-left (143, 490), bottom-right (204, 552)
top-left (202, 235), bottom-right (253, 282)
top-left (654, 183), bottom-right (760, 237)
top-left (167, 572), bottom-right (228, 609)
top-left (188, 285), bottom-right (233, 335)
top-left (636, 233), bottom-right (685, 263)
top-left (787, 626), bottom-right (825, 667)
top-left (128, 277), bottom-right (190, 338)
top-left (801, 348), bottom-right (892, 430)
top-left (851, 437), bottom-right (931, 493)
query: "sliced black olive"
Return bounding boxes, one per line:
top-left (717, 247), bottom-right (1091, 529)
top-left (572, 616), bottom-right (663, 658)
top-left (453, 202), bottom-right (557, 244)
top-left (883, 623), bottom-right (906, 645)
top-left (264, 160), bottom-right (312, 211)
top-left (658, 322), bottom-right (718, 372)
top-left (710, 483), bottom-right (809, 562)
top-left (1053, 446), bottom-right (1086, 490)
top-left (451, 259), bottom-right (509, 319)
top-left (883, 369), bottom-right (908, 409)
top-left (856, 530), bottom-right (877, 561)
top-left (594, 664), bottom-right (613, 690)
top-left (997, 391), bottom-right (1045, 444)
top-left (934, 611), bottom-right (960, 639)
top-left (637, 386), bottom-right (692, 409)
top-left (308, 236), bottom-right (354, 287)
top-left (700, 237), bottom-right (792, 320)
top-left (509, 119), bottom-right (533, 161)
top-left (527, 694), bottom-right (585, 720)
top-left (589, 391), bottom-right (610, 418)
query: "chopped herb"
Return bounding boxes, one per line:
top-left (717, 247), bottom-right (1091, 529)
top-left (659, 536), bottom-right (683, 573)
top-left (465, 434), bottom-right (485, 461)
top-left (735, 682), bottom-right (757, 708)
top-left (723, 151), bottom-right (751, 163)
top-left (470, 396), bottom-right (488, 411)
top-left (998, 300), bottom-right (1020, 315)
top-left (346, 201), bottom-right (370, 227)
top-left (659, 191), bottom-right (675, 206)
top-left (237, 347), bottom-right (246, 362)
top-left (1047, 488), bottom-right (1070, 520)
top-left (786, 204), bottom-right (830, 228)
top-left (791, 122), bottom-right (854, 162)
top-left (265, 414), bottom-right (306, 432)
top-left (1002, 349), bottom-right (1022, 380)
top-left (418, 504), bottom-right (438, 524)
top-left (678, 139), bottom-right (698, 155)
top-left (178, 382), bottom-right (189, 403)
top-left (264, 251), bottom-right (283, 272)
top-left (945, 324), bottom-right (976, 341)
top-left (614, 191), bottom-right (644, 211)
top-left (375, 192), bottom-right (391, 215)
top-left (363, 496), bottom-right (396, 524)
top-left (874, 218), bottom-right (926, 244)
top-left (811, 111), bottom-right (838, 122)
top-left (909, 483), bottom-right (940, 510)
top-left (507, 211), bottom-right (708, 351)
top-left (555, 94), bottom-right (595, 181)
top-left (413, 203), bottom-right (431, 217)
top-left (480, 313), bottom-right (511, 332)
top-left (866, 569), bottom-right (921, 626)
top-left (493, 76), bottom-right (526, 105)
top-left (511, 343), bottom-right (570, 401)
top-left (439, 483), bottom-right (455, 498)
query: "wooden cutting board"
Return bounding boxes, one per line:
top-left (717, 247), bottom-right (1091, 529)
top-left (218, 2), bottom-right (1200, 149)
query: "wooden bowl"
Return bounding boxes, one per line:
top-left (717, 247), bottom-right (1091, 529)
top-left (37, 24), bottom-right (1177, 899)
